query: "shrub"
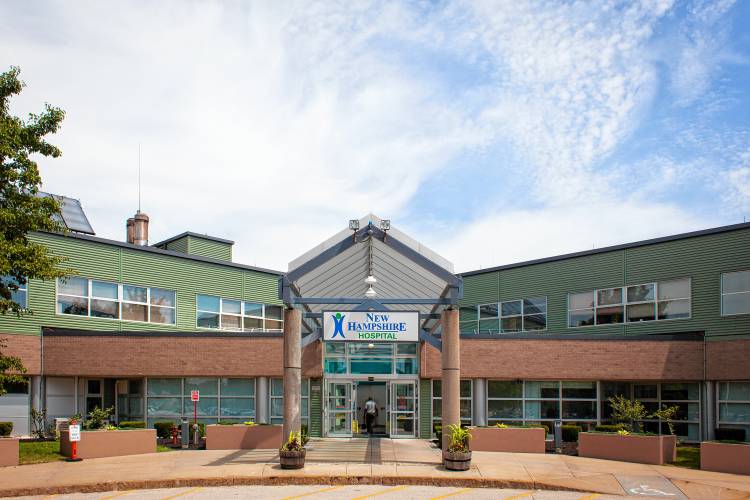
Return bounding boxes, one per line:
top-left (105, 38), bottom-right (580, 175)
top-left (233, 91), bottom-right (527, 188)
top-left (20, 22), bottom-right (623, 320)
top-left (608, 395), bottom-right (648, 432)
top-left (595, 424), bottom-right (629, 433)
top-left (0, 421), bottom-right (13, 436)
top-left (521, 423), bottom-right (550, 435)
top-left (715, 428), bottom-right (746, 442)
top-left (446, 424), bottom-right (471, 453)
top-left (651, 405), bottom-right (679, 435)
top-left (280, 431), bottom-right (304, 451)
top-left (118, 421), bottom-right (146, 429)
top-left (153, 421), bottom-right (175, 439)
top-left (218, 420), bottom-right (236, 425)
top-left (85, 406), bottom-right (114, 430)
top-left (561, 425), bottom-right (582, 442)
top-left (30, 408), bottom-right (47, 439)
top-left (301, 424), bottom-right (309, 445)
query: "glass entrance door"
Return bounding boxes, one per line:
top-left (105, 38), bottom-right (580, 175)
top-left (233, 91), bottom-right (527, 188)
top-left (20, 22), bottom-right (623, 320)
top-left (389, 381), bottom-right (417, 438)
top-left (325, 381), bottom-right (354, 436)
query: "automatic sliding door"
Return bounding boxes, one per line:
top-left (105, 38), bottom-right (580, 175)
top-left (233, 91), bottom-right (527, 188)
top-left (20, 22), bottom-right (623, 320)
top-left (390, 381), bottom-right (416, 438)
top-left (326, 381), bottom-right (353, 436)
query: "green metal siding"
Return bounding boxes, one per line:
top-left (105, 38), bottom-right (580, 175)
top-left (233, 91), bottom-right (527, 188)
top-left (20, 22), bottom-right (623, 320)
top-left (309, 378), bottom-right (322, 437)
top-left (187, 236), bottom-right (232, 261)
top-left (164, 237), bottom-right (188, 254)
top-left (0, 232), bottom-right (280, 335)
top-left (419, 378), bottom-right (432, 438)
top-left (460, 227), bottom-right (750, 340)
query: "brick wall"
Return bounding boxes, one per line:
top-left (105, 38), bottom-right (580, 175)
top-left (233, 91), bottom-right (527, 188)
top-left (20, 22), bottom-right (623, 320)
top-left (0, 333), bottom-right (41, 374)
top-left (42, 335), bottom-right (322, 378)
top-left (706, 339), bottom-right (750, 380)
top-left (420, 338), bottom-right (706, 381)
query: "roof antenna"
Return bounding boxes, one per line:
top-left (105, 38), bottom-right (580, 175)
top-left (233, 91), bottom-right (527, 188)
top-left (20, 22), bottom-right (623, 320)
top-left (138, 142), bottom-right (142, 212)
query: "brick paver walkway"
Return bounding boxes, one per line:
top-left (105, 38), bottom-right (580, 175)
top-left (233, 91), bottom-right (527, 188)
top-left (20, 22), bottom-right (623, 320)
top-left (0, 438), bottom-right (748, 499)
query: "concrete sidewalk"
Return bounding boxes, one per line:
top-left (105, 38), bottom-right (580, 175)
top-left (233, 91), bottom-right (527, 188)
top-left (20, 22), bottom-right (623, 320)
top-left (0, 439), bottom-right (749, 498)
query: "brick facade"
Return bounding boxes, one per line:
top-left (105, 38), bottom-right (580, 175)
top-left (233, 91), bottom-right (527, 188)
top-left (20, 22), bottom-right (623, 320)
top-left (420, 338), bottom-right (706, 381)
top-left (0, 333), bottom-right (41, 374)
top-left (41, 334), bottom-right (322, 378)
top-left (706, 339), bottom-right (750, 380)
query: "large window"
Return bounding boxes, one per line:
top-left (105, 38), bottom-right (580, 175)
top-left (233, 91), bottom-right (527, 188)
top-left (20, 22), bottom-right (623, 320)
top-left (196, 294), bottom-right (284, 331)
top-left (465, 297), bottom-right (547, 334)
top-left (324, 342), bottom-right (419, 376)
top-left (717, 382), bottom-right (750, 441)
top-left (601, 382), bottom-right (700, 441)
top-left (487, 380), bottom-right (598, 430)
top-left (1, 275), bottom-right (27, 308)
top-left (722, 271), bottom-right (750, 316)
top-left (57, 277), bottom-right (176, 325)
top-left (568, 278), bottom-right (690, 327)
top-left (269, 378), bottom-right (310, 429)
top-left (432, 379), bottom-right (472, 431)
top-left (145, 377), bottom-right (255, 425)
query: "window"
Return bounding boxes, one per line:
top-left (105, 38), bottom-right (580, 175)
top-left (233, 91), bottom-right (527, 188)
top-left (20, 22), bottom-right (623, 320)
top-left (324, 342), bottom-right (419, 375)
top-left (432, 379), bottom-right (472, 431)
top-left (487, 380), bottom-right (598, 430)
top-left (56, 278), bottom-right (176, 325)
top-left (601, 382), bottom-right (701, 441)
top-left (2, 276), bottom-right (28, 308)
top-left (85, 378), bottom-right (104, 414)
top-left (722, 271), bottom-right (750, 316)
top-left (269, 378), bottom-right (310, 428)
top-left (471, 297), bottom-right (547, 334)
top-left (568, 278), bottom-right (690, 327)
top-left (145, 377), bottom-right (256, 426)
top-left (717, 382), bottom-right (750, 442)
top-left (196, 295), bottom-right (284, 332)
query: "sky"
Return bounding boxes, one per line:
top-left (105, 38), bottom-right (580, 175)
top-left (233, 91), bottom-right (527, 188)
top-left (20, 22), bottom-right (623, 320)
top-left (2, 0), bottom-right (749, 273)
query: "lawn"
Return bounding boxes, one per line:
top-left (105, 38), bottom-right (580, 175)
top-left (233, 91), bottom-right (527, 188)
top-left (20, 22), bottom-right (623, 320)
top-left (673, 445), bottom-right (700, 469)
top-left (19, 440), bottom-right (64, 465)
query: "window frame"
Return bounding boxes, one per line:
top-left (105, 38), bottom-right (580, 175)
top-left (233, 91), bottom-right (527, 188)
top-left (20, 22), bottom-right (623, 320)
top-left (721, 270), bottom-right (750, 317)
top-left (473, 296), bottom-right (548, 334)
top-left (567, 278), bottom-right (691, 328)
top-left (2, 275), bottom-right (28, 309)
top-left (56, 278), bottom-right (176, 325)
top-left (195, 294), bottom-right (285, 332)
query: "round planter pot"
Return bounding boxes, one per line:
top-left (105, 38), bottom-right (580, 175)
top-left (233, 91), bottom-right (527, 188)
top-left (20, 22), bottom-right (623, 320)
top-left (443, 450), bottom-right (471, 471)
top-left (279, 449), bottom-right (306, 469)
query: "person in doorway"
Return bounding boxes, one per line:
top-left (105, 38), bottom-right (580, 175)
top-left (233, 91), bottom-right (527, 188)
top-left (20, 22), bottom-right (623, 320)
top-left (364, 396), bottom-right (378, 435)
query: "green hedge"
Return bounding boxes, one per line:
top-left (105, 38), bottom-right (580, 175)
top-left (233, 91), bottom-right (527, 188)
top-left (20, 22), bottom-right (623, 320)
top-left (118, 421), bottom-right (146, 429)
top-left (153, 421), bottom-right (175, 439)
top-left (0, 422), bottom-right (12, 437)
top-left (715, 428), bottom-right (746, 442)
top-left (561, 425), bottom-right (582, 442)
top-left (594, 424), bottom-right (629, 433)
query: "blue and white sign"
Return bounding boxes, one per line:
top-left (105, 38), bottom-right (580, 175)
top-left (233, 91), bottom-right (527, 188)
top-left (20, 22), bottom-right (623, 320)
top-left (323, 311), bottom-right (418, 342)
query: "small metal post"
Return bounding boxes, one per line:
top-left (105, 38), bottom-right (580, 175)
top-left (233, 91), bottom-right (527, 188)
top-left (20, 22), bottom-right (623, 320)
top-left (554, 420), bottom-right (563, 454)
top-left (181, 418), bottom-right (189, 449)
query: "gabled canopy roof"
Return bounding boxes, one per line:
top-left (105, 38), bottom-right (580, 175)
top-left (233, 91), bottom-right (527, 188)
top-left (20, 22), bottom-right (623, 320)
top-left (281, 214), bottom-right (462, 335)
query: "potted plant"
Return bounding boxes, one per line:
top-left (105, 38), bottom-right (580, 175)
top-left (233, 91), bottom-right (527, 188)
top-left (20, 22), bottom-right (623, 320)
top-left (443, 424), bottom-right (472, 471)
top-left (279, 430), bottom-right (306, 469)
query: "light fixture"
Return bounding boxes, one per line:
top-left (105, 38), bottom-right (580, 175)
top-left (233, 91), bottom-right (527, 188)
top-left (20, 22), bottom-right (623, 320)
top-left (379, 219), bottom-right (390, 231)
top-left (365, 275), bottom-right (377, 285)
top-left (349, 219), bottom-right (360, 230)
top-left (368, 343), bottom-right (375, 348)
top-left (365, 285), bottom-right (377, 298)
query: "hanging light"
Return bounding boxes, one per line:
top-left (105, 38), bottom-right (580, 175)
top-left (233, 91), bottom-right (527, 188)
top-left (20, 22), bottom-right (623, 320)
top-left (365, 275), bottom-right (377, 285)
top-left (365, 284), bottom-right (377, 298)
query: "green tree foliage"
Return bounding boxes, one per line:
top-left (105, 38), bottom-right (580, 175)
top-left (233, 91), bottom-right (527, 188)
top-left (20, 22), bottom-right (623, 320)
top-left (0, 337), bottom-right (25, 396)
top-left (608, 395), bottom-right (648, 432)
top-left (1, 66), bottom-right (70, 317)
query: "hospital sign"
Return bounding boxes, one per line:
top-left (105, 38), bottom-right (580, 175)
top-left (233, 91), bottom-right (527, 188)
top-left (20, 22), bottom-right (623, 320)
top-left (323, 311), bottom-right (418, 342)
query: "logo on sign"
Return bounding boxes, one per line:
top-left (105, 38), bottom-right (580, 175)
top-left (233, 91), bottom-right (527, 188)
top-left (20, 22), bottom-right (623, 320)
top-left (332, 312), bottom-right (346, 338)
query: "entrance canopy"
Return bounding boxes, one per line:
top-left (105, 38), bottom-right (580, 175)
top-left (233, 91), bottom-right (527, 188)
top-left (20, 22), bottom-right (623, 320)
top-left (280, 214), bottom-right (462, 343)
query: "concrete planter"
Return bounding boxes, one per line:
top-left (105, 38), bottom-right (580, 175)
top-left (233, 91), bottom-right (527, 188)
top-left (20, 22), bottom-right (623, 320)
top-left (469, 427), bottom-right (546, 453)
top-left (60, 429), bottom-right (156, 459)
top-left (578, 433), bottom-right (676, 465)
top-left (205, 424), bottom-right (283, 450)
top-left (700, 441), bottom-right (750, 475)
top-left (0, 437), bottom-right (19, 467)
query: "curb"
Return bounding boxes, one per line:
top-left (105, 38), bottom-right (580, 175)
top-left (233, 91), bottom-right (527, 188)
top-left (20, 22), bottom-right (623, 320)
top-left (0, 475), bottom-right (591, 497)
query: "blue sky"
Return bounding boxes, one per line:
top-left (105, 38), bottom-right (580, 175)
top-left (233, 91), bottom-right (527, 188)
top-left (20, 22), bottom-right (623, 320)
top-left (2, 1), bottom-right (749, 272)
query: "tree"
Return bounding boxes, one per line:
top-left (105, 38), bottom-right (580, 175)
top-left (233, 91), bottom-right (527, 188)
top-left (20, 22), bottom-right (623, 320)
top-left (1, 66), bottom-right (70, 316)
top-left (0, 337), bottom-right (25, 396)
top-left (608, 395), bottom-right (648, 433)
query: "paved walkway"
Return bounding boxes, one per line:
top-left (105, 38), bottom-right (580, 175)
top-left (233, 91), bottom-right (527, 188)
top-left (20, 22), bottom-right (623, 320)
top-left (1, 439), bottom-right (749, 499)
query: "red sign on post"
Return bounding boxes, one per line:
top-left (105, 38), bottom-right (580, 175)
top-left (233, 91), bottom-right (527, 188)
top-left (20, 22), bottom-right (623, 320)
top-left (191, 390), bottom-right (200, 428)
top-left (190, 390), bottom-right (200, 402)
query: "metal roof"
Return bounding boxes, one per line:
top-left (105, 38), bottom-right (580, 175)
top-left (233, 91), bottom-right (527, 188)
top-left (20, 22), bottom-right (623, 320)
top-left (461, 221), bottom-right (750, 277)
top-left (283, 215), bottom-right (461, 333)
top-left (153, 231), bottom-right (235, 248)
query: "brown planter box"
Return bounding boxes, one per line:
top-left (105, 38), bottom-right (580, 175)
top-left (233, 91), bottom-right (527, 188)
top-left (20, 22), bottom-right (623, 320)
top-left (0, 438), bottom-right (19, 467)
top-left (701, 441), bottom-right (750, 475)
top-left (205, 424), bottom-right (283, 450)
top-left (469, 427), bottom-right (545, 453)
top-left (578, 433), bottom-right (676, 465)
top-left (60, 429), bottom-right (156, 459)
